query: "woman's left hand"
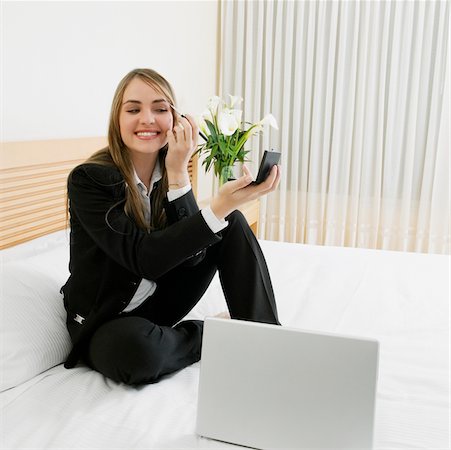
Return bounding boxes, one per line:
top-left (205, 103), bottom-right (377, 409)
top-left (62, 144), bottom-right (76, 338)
top-left (165, 114), bottom-right (199, 183)
top-left (210, 164), bottom-right (281, 220)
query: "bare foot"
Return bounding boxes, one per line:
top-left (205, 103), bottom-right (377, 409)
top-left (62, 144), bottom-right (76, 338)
top-left (214, 311), bottom-right (231, 319)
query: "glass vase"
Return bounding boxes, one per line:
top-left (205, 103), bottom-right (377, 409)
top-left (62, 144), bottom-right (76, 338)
top-left (219, 163), bottom-right (242, 187)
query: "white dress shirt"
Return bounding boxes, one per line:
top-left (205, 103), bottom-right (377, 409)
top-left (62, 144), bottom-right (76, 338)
top-left (122, 161), bottom-right (227, 312)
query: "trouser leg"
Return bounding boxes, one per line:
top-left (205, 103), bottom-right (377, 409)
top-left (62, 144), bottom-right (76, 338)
top-left (141, 210), bottom-right (280, 326)
top-left (212, 210), bottom-right (280, 324)
top-left (86, 316), bottom-right (203, 385)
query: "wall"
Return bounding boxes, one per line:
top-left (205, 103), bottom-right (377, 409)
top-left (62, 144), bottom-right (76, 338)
top-left (1, 0), bottom-right (218, 199)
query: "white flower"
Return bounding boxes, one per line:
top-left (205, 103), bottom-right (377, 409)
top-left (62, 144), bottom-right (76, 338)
top-left (258, 113), bottom-right (279, 130)
top-left (218, 109), bottom-right (242, 136)
top-left (207, 96), bottom-right (222, 113)
top-left (228, 94), bottom-right (243, 108)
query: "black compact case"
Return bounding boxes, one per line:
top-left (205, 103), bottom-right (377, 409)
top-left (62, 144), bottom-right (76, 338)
top-left (253, 150), bottom-right (281, 184)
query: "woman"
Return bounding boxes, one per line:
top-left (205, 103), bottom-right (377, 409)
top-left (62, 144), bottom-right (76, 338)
top-left (62, 68), bottom-right (281, 385)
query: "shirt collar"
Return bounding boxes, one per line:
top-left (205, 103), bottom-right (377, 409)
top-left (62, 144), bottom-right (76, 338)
top-left (132, 159), bottom-right (162, 196)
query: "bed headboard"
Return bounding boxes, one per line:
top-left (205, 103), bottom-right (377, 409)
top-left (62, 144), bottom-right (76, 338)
top-left (0, 138), bottom-right (198, 250)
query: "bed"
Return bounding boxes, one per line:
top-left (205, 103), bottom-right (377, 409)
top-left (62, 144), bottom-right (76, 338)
top-left (1, 138), bottom-right (450, 449)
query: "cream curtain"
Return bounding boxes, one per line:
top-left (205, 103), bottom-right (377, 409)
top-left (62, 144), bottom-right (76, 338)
top-left (220, 0), bottom-right (450, 254)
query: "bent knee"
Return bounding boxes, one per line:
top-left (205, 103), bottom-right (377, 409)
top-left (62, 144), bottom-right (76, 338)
top-left (87, 317), bottom-right (166, 385)
top-left (226, 209), bottom-right (248, 227)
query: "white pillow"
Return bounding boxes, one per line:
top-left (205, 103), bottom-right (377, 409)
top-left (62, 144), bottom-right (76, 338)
top-left (1, 229), bottom-right (69, 263)
top-left (1, 252), bottom-right (71, 391)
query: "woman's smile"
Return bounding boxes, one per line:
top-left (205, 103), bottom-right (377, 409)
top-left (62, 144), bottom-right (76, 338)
top-left (135, 130), bottom-right (161, 140)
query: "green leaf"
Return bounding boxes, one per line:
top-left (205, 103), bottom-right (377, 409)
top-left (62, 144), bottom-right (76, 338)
top-left (205, 120), bottom-right (218, 141)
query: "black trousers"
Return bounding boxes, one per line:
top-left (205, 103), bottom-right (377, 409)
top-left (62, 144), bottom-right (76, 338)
top-left (85, 210), bottom-right (280, 385)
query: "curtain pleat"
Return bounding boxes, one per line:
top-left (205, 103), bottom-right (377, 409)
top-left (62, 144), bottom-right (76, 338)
top-left (220, 0), bottom-right (449, 254)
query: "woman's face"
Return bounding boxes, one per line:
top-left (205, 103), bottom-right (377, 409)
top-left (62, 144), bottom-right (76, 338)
top-left (119, 77), bottom-right (174, 157)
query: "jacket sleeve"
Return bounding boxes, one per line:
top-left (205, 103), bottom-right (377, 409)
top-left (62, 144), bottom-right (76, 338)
top-left (68, 164), bottom-right (221, 280)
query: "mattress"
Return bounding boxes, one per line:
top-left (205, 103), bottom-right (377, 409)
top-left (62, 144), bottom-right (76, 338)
top-left (1, 230), bottom-right (449, 449)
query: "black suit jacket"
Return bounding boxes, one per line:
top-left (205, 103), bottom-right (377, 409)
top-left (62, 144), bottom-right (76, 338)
top-left (61, 162), bottom-right (221, 368)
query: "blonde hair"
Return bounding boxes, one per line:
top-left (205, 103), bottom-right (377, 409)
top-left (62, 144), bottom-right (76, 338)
top-left (81, 68), bottom-right (178, 232)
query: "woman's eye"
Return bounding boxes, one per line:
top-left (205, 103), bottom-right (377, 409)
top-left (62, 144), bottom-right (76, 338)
top-left (126, 108), bottom-right (168, 114)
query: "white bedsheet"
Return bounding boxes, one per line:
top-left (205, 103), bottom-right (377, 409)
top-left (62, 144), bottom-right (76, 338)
top-left (1, 231), bottom-right (449, 449)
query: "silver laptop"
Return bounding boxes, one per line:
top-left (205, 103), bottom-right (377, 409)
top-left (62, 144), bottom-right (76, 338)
top-left (196, 318), bottom-right (379, 449)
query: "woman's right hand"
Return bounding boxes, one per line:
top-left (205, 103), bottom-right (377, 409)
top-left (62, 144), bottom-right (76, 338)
top-left (165, 114), bottom-right (199, 189)
top-left (210, 165), bottom-right (281, 221)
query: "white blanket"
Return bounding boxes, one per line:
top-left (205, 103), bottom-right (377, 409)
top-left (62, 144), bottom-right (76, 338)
top-left (1, 232), bottom-right (449, 448)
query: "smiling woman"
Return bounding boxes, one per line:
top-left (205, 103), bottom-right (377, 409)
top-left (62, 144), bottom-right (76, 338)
top-left (61, 67), bottom-right (281, 385)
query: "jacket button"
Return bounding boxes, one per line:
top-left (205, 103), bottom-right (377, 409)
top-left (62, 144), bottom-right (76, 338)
top-left (178, 207), bottom-right (187, 218)
top-left (74, 314), bottom-right (85, 324)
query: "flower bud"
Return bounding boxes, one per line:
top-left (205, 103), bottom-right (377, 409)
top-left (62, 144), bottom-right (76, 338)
top-left (207, 96), bottom-right (222, 113)
top-left (258, 113), bottom-right (279, 130)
